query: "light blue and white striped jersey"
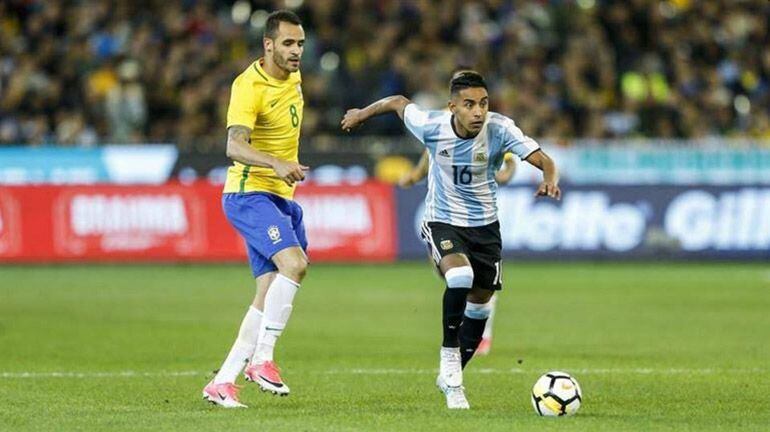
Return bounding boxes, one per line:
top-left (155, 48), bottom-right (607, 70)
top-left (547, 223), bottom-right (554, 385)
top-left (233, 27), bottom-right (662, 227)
top-left (404, 103), bottom-right (540, 227)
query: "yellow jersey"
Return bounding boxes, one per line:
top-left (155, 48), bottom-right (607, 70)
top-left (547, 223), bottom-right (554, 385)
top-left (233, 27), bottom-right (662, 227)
top-left (224, 59), bottom-right (304, 199)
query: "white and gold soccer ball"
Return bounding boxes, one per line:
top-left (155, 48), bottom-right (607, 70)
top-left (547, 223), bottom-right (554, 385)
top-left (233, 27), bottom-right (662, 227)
top-left (531, 371), bottom-right (582, 416)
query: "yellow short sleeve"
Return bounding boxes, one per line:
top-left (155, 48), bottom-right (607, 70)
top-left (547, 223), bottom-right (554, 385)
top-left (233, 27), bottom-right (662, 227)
top-left (227, 75), bottom-right (263, 129)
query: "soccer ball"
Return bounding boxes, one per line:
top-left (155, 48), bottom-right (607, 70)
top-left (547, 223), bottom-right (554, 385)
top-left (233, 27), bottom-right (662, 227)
top-left (531, 371), bottom-right (582, 416)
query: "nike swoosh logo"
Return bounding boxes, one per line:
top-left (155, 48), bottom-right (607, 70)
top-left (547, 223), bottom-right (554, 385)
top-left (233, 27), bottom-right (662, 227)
top-left (218, 392), bottom-right (227, 400)
top-left (270, 100), bottom-right (279, 107)
top-left (259, 375), bottom-right (284, 387)
top-left (265, 327), bottom-right (283, 331)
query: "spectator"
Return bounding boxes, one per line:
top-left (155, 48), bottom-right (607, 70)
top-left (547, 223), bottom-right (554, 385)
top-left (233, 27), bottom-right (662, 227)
top-left (0, 0), bottom-right (767, 149)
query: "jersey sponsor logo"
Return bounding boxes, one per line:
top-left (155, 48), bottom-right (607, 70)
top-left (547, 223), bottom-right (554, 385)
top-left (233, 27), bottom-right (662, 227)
top-left (474, 151), bottom-right (488, 162)
top-left (440, 239), bottom-right (453, 250)
top-left (438, 149), bottom-right (450, 158)
top-left (267, 225), bottom-right (282, 244)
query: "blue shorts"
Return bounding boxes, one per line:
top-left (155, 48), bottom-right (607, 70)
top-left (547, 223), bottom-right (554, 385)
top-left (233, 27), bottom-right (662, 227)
top-left (222, 192), bottom-right (308, 278)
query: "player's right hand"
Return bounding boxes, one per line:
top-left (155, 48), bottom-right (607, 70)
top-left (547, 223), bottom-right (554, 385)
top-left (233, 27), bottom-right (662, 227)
top-left (534, 181), bottom-right (561, 200)
top-left (341, 109), bottom-right (364, 132)
top-left (272, 159), bottom-right (309, 186)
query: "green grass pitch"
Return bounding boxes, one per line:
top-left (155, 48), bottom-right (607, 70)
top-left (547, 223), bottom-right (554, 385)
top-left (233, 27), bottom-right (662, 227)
top-left (1, 262), bottom-right (769, 431)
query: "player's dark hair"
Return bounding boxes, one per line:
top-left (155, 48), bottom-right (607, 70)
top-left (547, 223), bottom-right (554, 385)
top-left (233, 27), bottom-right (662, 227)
top-left (450, 66), bottom-right (475, 79)
top-left (264, 10), bottom-right (302, 40)
top-left (450, 71), bottom-right (487, 95)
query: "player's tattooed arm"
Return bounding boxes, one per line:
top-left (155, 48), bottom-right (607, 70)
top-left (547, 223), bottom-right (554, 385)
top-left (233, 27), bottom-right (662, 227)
top-left (525, 150), bottom-right (561, 200)
top-left (226, 125), bottom-right (308, 186)
top-left (225, 125), bottom-right (271, 168)
top-left (341, 95), bottom-right (411, 131)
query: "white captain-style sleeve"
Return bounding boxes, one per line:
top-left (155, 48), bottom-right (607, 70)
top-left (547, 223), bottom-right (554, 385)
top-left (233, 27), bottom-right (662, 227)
top-left (403, 103), bottom-right (430, 145)
top-left (501, 116), bottom-right (540, 160)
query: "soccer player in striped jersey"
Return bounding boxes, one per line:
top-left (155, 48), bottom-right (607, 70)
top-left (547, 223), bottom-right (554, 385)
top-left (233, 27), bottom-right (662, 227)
top-left (341, 71), bottom-right (560, 409)
top-left (202, 10), bottom-right (308, 408)
top-left (399, 150), bottom-right (516, 357)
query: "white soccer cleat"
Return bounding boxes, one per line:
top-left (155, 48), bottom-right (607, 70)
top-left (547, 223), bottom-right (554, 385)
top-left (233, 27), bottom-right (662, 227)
top-left (437, 347), bottom-right (469, 409)
top-left (202, 381), bottom-right (247, 408)
top-left (439, 347), bottom-right (463, 387)
top-left (436, 374), bottom-right (470, 410)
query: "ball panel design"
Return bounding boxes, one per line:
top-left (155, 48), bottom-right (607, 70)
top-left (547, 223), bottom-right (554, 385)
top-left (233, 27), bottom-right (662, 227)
top-left (531, 371), bottom-right (582, 417)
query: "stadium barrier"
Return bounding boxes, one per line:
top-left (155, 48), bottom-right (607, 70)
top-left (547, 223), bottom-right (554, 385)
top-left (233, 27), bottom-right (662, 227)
top-left (398, 185), bottom-right (770, 260)
top-left (1, 181), bottom-right (768, 262)
top-left (0, 181), bottom-right (396, 263)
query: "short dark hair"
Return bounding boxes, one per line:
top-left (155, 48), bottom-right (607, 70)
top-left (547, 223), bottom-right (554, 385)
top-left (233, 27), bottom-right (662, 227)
top-left (264, 10), bottom-right (302, 40)
top-left (450, 71), bottom-right (487, 95)
top-left (451, 65), bottom-right (475, 77)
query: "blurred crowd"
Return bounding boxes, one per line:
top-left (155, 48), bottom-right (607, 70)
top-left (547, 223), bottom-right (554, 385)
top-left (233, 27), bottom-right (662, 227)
top-left (1, 0), bottom-right (769, 150)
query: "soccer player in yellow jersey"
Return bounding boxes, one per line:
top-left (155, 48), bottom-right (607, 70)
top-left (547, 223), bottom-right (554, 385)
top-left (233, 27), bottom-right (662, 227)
top-left (202, 10), bottom-right (309, 408)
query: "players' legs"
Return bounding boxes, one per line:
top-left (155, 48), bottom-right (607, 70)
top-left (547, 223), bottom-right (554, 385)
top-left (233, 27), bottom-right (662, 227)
top-left (460, 222), bottom-right (502, 367)
top-left (477, 293), bottom-right (497, 356)
top-left (204, 263), bottom-right (272, 407)
top-left (210, 248), bottom-right (276, 389)
top-left (436, 253), bottom-right (473, 409)
top-left (460, 287), bottom-right (494, 368)
top-left (252, 246), bottom-right (307, 365)
top-left (439, 253), bottom-right (473, 349)
top-left (422, 222), bottom-right (472, 408)
top-left (253, 271), bottom-right (277, 310)
top-left (211, 301), bottom-right (263, 385)
top-left (245, 246), bottom-right (307, 395)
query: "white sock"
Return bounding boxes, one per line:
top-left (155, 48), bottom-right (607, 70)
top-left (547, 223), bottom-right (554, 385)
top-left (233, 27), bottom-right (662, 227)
top-left (252, 274), bottom-right (299, 364)
top-left (482, 294), bottom-right (497, 339)
top-left (213, 306), bottom-right (262, 384)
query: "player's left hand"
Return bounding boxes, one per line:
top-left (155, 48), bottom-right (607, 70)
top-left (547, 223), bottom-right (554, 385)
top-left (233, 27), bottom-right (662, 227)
top-left (535, 182), bottom-right (561, 200)
top-left (341, 109), bottom-right (364, 132)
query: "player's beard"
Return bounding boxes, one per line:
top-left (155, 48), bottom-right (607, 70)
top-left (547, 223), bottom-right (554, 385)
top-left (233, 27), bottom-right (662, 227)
top-left (274, 51), bottom-right (300, 73)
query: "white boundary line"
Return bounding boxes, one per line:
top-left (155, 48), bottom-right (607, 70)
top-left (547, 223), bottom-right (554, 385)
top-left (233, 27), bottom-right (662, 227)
top-left (0, 368), bottom-right (765, 379)
top-left (0, 371), bottom-right (202, 379)
top-left (329, 367), bottom-right (766, 375)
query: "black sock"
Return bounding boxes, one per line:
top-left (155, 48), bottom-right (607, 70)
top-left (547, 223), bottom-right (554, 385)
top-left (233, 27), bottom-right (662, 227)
top-left (442, 288), bottom-right (470, 347)
top-left (460, 316), bottom-right (487, 368)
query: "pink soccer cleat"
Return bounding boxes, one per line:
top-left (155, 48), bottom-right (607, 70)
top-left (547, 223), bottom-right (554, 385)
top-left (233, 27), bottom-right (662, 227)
top-left (202, 380), bottom-right (246, 408)
top-left (244, 361), bottom-right (290, 396)
top-left (475, 337), bottom-right (492, 356)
